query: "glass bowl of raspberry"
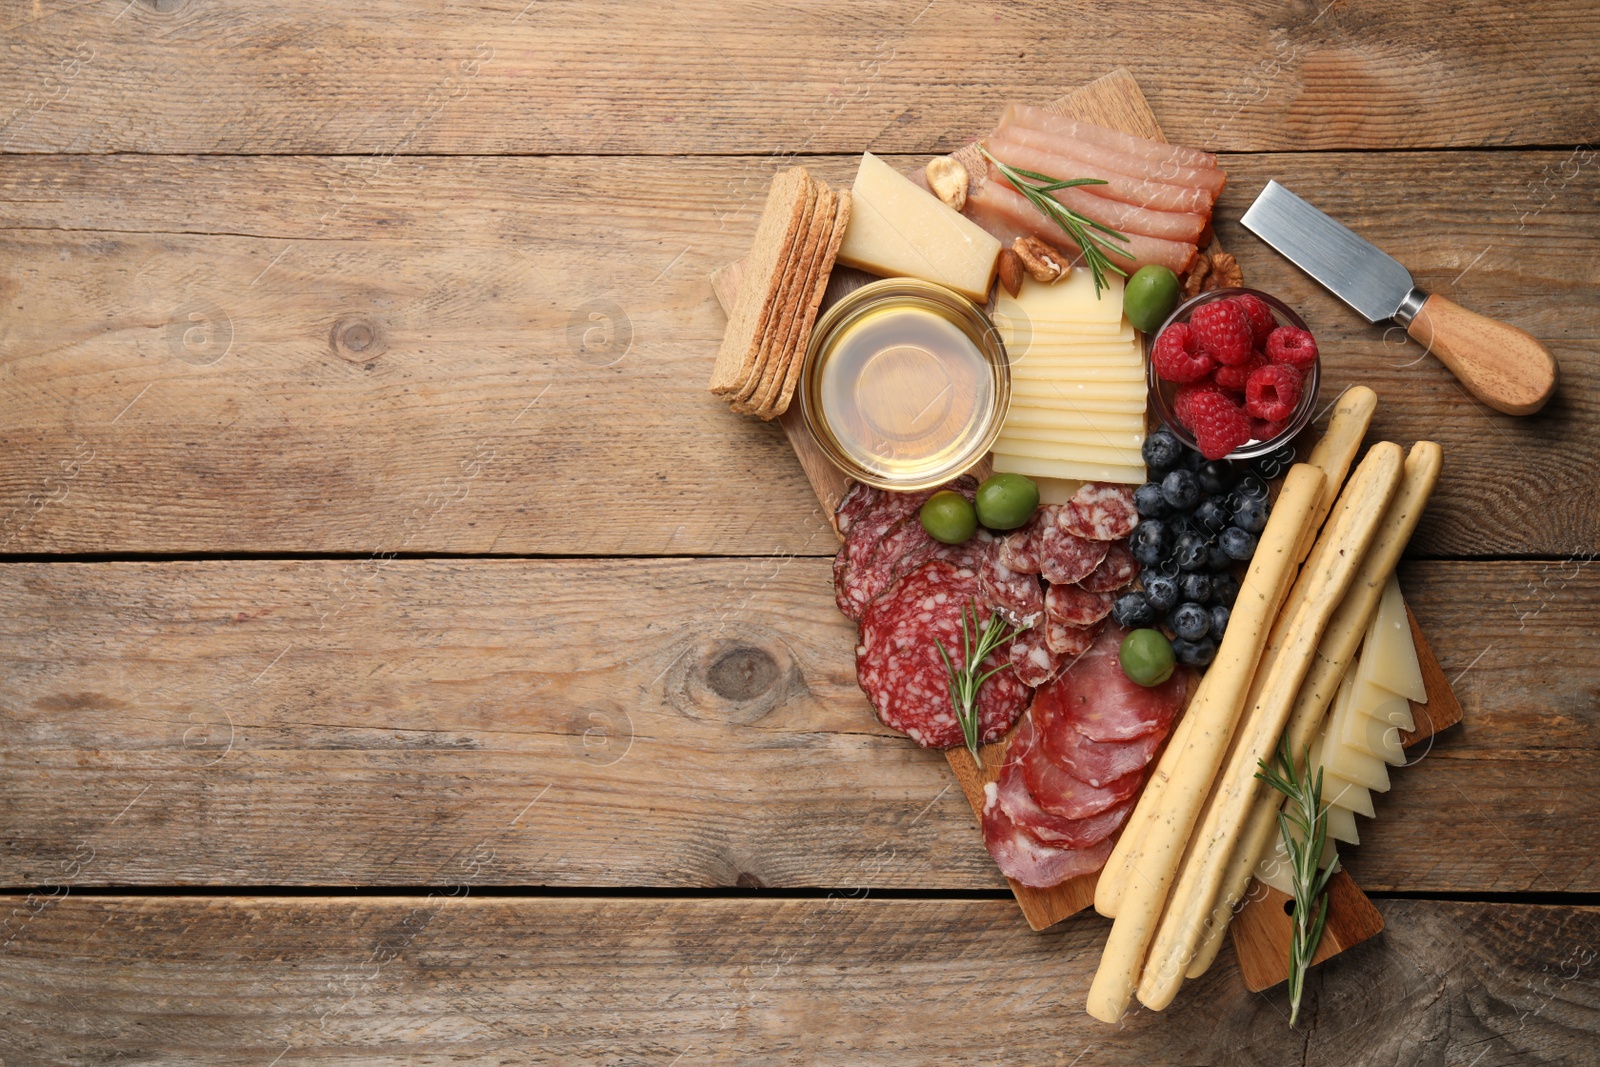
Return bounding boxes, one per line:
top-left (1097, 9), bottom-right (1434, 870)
top-left (1145, 287), bottom-right (1320, 461)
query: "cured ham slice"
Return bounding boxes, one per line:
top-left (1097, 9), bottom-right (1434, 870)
top-left (965, 172), bottom-right (1197, 277)
top-left (983, 139), bottom-right (1213, 231)
top-left (1041, 696), bottom-right (1166, 786)
top-left (981, 783), bottom-right (1117, 888)
top-left (1000, 101), bottom-right (1218, 172)
top-left (991, 120), bottom-right (1227, 198)
top-left (1021, 716), bottom-right (1145, 819)
top-left (996, 717), bottom-right (1135, 848)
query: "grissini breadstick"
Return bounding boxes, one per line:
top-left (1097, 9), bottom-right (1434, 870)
top-left (1085, 464), bottom-right (1325, 1023)
top-left (1136, 443), bottom-right (1404, 1010)
top-left (1097, 390), bottom-right (1376, 919)
top-left (1182, 440), bottom-right (1442, 979)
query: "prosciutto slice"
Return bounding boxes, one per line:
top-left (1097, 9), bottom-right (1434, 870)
top-left (1000, 101), bottom-right (1218, 171)
top-left (983, 138), bottom-right (1214, 230)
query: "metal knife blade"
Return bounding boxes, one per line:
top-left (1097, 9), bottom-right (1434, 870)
top-left (1241, 180), bottom-right (1426, 326)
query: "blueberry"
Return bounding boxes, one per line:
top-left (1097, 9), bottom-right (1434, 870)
top-left (1134, 481), bottom-right (1169, 518)
top-left (1209, 604), bottom-right (1231, 640)
top-left (1179, 572), bottom-right (1213, 604)
top-left (1173, 636), bottom-right (1218, 667)
top-left (1111, 592), bottom-right (1157, 629)
top-left (1235, 472), bottom-right (1269, 501)
top-left (1161, 468), bottom-right (1200, 511)
top-left (1233, 495), bottom-right (1270, 534)
top-left (1196, 460), bottom-right (1236, 496)
top-left (1207, 539), bottom-right (1234, 573)
top-left (1194, 497), bottom-right (1231, 531)
top-left (1220, 526), bottom-right (1258, 561)
top-left (1143, 574), bottom-right (1180, 614)
top-left (1182, 447), bottom-right (1209, 471)
top-left (1130, 519), bottom-right (1171, 567)
top-left (1169, 601), bottom-right (1210, 642)
top-left (1175, 531), bottom-right (1209, 572)
top-left (1142, 429), bottom-right (1185, 474)
top-left (1210, 573), bottom-right (1240, 607)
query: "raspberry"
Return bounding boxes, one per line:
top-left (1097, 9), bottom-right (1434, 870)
top-left (1251, 416), bottom-right (1289, 442)
top-left (1245, 363), bottom-right (1303, 422)
top-left (1231, 293), bottom-right (1276, 347)
top-left (1150, 322), bottom-right (1216, 384)
top-left (1187, 390), bottom-right (1253, 460)
top-left (1266, 325), bottom-right (1318, 371)
top-left (1189, 300), bottom-right (1254, 366)
top-left (1213, 350), bottom-right (1267, 392)
top-left (1173, 382), bottom-right (1232, 432)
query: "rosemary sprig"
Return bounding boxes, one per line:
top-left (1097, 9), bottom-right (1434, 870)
top-left (935, 601), bottom-right (1028, 768)
top-left (980, 147), bottom-right (1134, 297)
top-left (1255, 739), bottom-right (1340, 1027)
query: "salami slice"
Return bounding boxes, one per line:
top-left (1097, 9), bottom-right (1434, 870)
top-left (1078, 540), bottom-right (1140, 593)
top-left (835, 481), bottom-right (882, 536)
top-left (978, 550), bottom-right (1045, 629)
top-left (997, 717), bottom-right (1135, 847)
top-left (1062, 482), bottom-right (1140, 541)
top-left (855, 560), bottom-right (1030, 749)
top-left (1007, 625), bottom-right (1065, 687)
top-left (981, 782), bottom-right (1118, 888)
top-left (1037, 522), bottom-right (1109, 585)
top-left (1046, 617), bottom-right (1104, 656)
top-left (995, 505), bottom-right (1056, 575)
top-left (1022, 726), bottom-right (1145, 819)
top-left (1045, 583), bottom-right (1116, 627)
top-left (834, 478), bottom-right (978, 620)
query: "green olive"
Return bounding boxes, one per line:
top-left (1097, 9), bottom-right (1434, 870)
top-left (920, 490), bottom-right (978, 545)
top-left (1123, 265), bottom-right (1182, 334)
top-left (1119, 628), bottom-right (1177, 687)
top-left (975, 473), bottom-right (1040, 531)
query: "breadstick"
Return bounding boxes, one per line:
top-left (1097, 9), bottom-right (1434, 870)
top-left (1097, 390), bottom-right (1376, 918)
top-left (1085, 464), bottom-right (1325, 1023)
top-left (1136, 443), bottom-right (1404, 1010)
top-left (1182, 440), bottom-right (1442, 978)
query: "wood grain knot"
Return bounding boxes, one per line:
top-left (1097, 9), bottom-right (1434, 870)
top-left (330, 315), bottom-right (386, 363)
top-left (664, 628), bottom-right (799, 725)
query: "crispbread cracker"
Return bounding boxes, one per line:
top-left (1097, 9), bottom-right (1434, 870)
top-left (749, 183), bottom-right (834, 415)
top-left (732, 176), bottom-right (819, 410)
top-left (708, 167), bottom-right (812, 396)
top-left (762, 187), bottom-right (852, 419)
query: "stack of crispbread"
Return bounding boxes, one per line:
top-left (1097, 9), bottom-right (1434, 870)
top-left (708, 167), bottom-right (852, 420)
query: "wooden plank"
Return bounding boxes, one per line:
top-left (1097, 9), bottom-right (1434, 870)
top-left (0, 895), bottom-right (1595, 1062)
top-left (0, 558), bottom-right (1591, 891)
top-left (2, 1), bottom-right (1597, 154)
top-left (1, 150), bottom-right (1595, 556)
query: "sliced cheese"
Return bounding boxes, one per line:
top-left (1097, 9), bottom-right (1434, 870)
top-left (1339, 707), bottom-right (1407, 767)
top-left (1034, 477), bottom-right (1087, 505)
top-left (1324, 802), bottom-right (1361, 846)
top-left (1008, 377), bottom-right (1146, 404)
top-left (1320, 730), bottom-right (1392, 792)
top-left (1002, 404), bottom-right (1147, 433)
top-left (1355, 574), bottom-right (1427, 703)
top-left (836, 152), bottom-right (1000, 302)
top-left (990, 423), bottom-right (1145, 450)
top-left (994, 435), bottom-right (1145, 469)
top-left (1012, 361), bottom-right (1145, 383)
top-left (1253, 816), bottom-right (1339, 895)
top-left (1007, 343), bottom-right (1144, 367)
top-left (1353, 680), bottom-right (1416, 733)
top-left (1319, 767), bottom-right (1376, 818)
top-left (997, 318), bottom-right (1136, 342)
top-left (991, 452), bottom-right (1146, 486)
top-left (998, 271), bottom-right (1124, 324)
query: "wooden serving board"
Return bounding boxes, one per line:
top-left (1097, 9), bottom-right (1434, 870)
top-left (712, 66), bottom-right (1464, 978)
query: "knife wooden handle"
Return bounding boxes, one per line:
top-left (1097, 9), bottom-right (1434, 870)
top-left (1406, 294), bottom-right (1558, 415)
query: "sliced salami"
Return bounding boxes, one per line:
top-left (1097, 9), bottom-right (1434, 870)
top-left (981, 782), bottom-right (1118, 888)
top-left (1078, 540), bottom-right (1140, 593)
top-left (855, 560), bottom-right (1030, 749)
top-left (1046, 617), bottom-right (1104, 656)
top-left (978, 550), bottom-right (1045, 629)
top-left (834, 478), bottom-right (978, 620)
top-left (835, 481), bottom-right (882, 536)
top-left (1007, 625), bottom-right (1065, 687)
top-left (1022, 728), bottom-right (1145, 819)
top-left (1062, 482), bottom-right (1140, 541)
top-left (1045, 583), bottom-right (1116, 627)
top-left (995, 505), bottom-right (1056, 575)
top-left (997, 717), bottom-right (1135, 847)
top-left (1037, 522), bottom-right (1109, 585)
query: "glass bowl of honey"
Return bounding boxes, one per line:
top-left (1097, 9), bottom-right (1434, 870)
top-left (799, 278), bottom-right (1010, 491)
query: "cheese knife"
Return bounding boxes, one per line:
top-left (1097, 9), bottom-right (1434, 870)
top-left (1241, 180), bottom-right (1558, 415)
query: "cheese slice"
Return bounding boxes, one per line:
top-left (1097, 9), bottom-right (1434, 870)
top-left (1012, 362), bottom-right (1145, 384)
top-left (1338, 707), bottom-right (1407, 767)
top-left (836, 152), bottom-right (1000, 302)
top-left (1355, 574), bottom-right (1427, 703)
top-left (1318, 767), bottom-right (1376, 818)
top-left (1254, 818), bottom-right (1339, 895)
top-left (992, 424), bottom-right (1145, 450)
top-left (991, 452), bottom-right (1147, 485)
top-left (998, 271), bottom-right (1124, 324)
top-left (997, 317), bottom-right (1136, 342)
top-left (1320, 731), bottom-right (1392, 792)
top-left (1324, 802), bottom-right (1361, 846)
top-left (1009, 377), bottom-right (1146, 402)
top-left (994, 436), bottom-right (1145, 469)
top-left (1002, 404), bottom-right (1148, 433)
top-left (1007, 342), bottom-right (1144, 366)
top-left (1035, 477), bottom-right (1087, 505)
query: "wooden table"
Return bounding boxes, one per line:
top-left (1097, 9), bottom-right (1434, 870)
top-left (2, 2), bottom-right (1597, 1062)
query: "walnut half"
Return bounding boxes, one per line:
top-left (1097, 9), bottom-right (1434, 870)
top-left (1012, 236), bottom-right (1067, 283)
top-left (1204, 250), bottom-right (1243, 291)
top-left (924, 157), bottom-right (968, 212)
